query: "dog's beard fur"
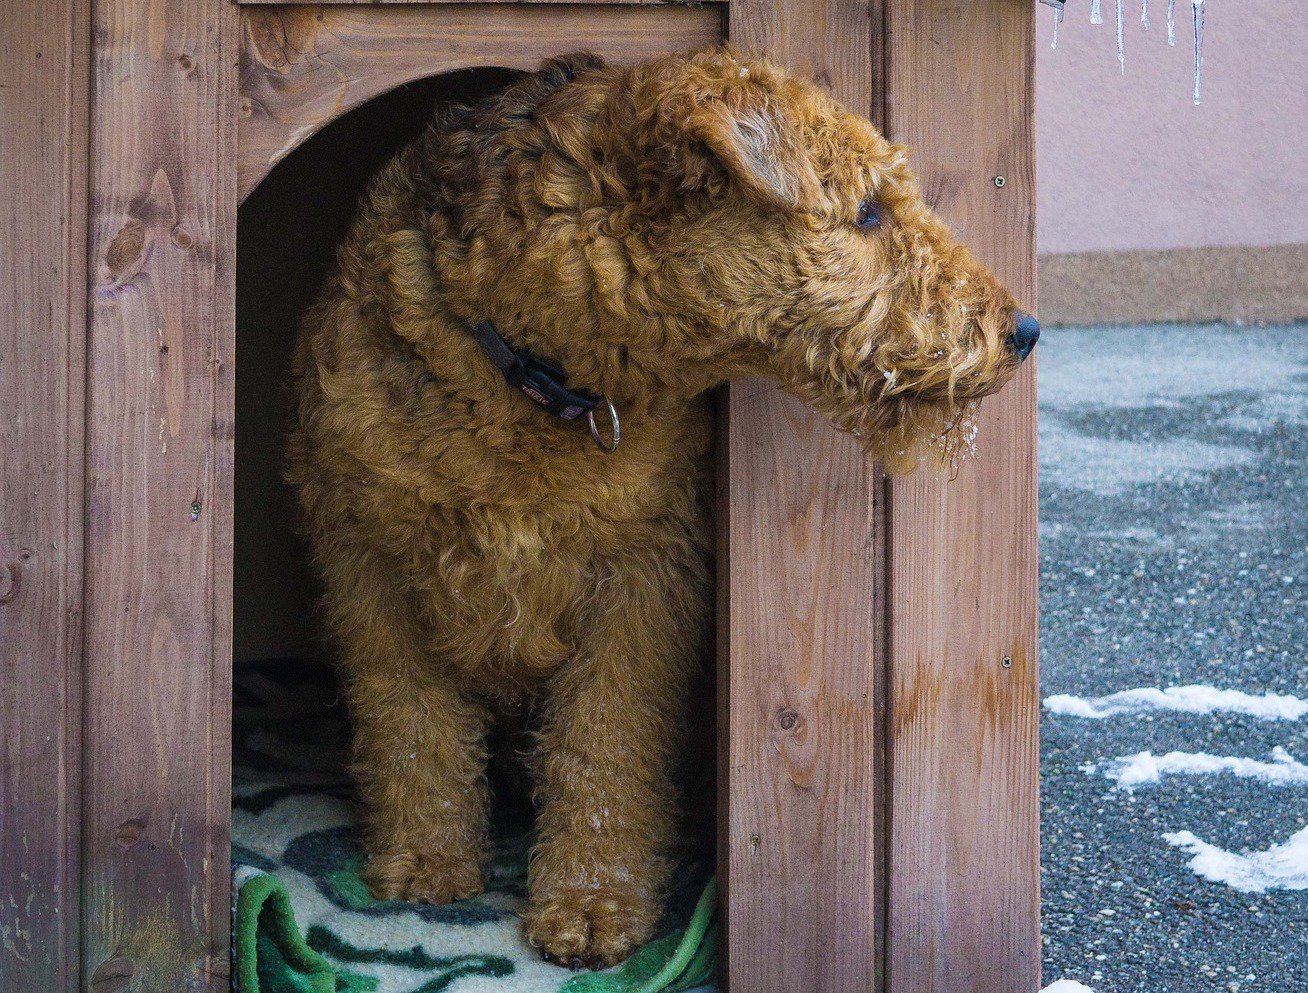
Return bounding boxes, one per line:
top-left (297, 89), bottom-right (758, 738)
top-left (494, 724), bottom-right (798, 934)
top-left (748, 282), bottom-right (1020, 474)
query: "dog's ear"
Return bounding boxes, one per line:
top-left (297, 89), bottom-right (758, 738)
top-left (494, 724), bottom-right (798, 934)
top-left (684, 85), bottom-right (822, 212)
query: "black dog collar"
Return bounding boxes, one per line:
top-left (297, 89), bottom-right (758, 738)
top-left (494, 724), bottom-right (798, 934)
top-left (469, 321), bottom-right (620, 451)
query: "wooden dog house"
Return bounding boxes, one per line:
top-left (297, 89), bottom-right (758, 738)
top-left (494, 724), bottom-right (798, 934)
top-left (2, 0), bottom-right (1037, 991)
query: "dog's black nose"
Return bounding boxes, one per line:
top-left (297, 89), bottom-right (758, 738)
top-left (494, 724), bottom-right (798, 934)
top-left (1009, 311), bottom-right (1040, 361)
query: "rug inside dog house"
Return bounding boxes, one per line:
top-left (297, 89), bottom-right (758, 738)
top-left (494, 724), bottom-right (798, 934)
top-left (5, 2), bottom-right (1038, 993)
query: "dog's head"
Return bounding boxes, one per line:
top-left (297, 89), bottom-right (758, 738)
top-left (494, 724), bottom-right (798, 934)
top-left (437, 49), bottom-right (1036, 470)
top-left (635, 50), bottom-right (1034, 469)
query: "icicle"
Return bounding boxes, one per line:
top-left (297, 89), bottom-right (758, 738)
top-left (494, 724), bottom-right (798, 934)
top-left (1052, 3), bottom-right (1064, 49)
top-left (1141, 0), bottom-right (1151, 30)
top-left (1116, 0), bottom-right (1126, 73)
top-left (1091, 0), bottom-right (1104, 25)
top-left (1191, 0), bottom-right (1206, 104)
top-left (1167, 0), bottom-right (1177, 45)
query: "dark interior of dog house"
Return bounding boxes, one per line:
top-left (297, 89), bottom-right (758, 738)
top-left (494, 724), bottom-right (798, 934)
top-left (234, 69), bottom-right (718, 988)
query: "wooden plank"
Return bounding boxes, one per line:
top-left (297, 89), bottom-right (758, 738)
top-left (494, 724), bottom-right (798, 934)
top-left (81, 0), bottom-right (238, 989)
top-left (0, 2), bottom-right (90, 990)
top-left (238, 3), bottom-right (725, 201)
top-left (883, 0), bottom-right (1041, 991)
top-left (718, 0), bottom-right (884, 989)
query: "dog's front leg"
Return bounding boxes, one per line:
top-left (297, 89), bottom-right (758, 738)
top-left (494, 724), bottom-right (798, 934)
top-left (324, 551), bottom-right (492, 905)
top-left (346, 655), bottom-right (492, 904)
top-left (524, 550), bottom-right (707, 968)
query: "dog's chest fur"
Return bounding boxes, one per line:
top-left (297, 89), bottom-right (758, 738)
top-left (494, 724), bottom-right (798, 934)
top-left (291, 313), bottom-right (714, 696)
top-left (386, 453), bottom-right (708, 694)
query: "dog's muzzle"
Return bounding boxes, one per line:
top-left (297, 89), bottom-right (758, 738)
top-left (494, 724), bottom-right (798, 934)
top-left (1009, 311), bottom-right (1040, 362)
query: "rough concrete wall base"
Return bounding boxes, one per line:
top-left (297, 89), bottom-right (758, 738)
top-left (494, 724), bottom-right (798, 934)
top-left (1039, 244), bottom-right (1308, 327)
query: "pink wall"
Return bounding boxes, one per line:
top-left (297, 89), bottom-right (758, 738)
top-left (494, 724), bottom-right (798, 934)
top-left (1036, 0), bottom-right (1308, 254)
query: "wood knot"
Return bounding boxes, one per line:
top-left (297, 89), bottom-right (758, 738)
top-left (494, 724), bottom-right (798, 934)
top-left (244, 9), bottom-right (318, 74)
top-left (170, 224), bottom-right (193, 249)
top-left (105, 221), bottom-right (146, 283)
top-left (90, 957), bottom-right (136, 993)
top-left (777, 708), bottom-right (799, 732)
top-left (114, 817), bottom-right (146, 848)
top-left (175, 53), bottom-right (196, 75)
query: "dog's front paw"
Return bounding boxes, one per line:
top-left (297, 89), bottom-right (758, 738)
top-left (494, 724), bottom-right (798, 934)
top-left (361, 849), bottom-right (485, 905)
top-left (524, 881), bottom-right (658, 969)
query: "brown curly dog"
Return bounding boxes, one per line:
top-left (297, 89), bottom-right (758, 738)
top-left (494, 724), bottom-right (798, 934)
top-left (287, 47), bottom-right (1035, 968)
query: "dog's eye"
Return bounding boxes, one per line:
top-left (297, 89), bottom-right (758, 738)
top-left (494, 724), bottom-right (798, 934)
top-left (855, 197), bottom-right (881, 231)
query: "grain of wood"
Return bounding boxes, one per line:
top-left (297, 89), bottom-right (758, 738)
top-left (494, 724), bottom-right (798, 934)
top-left (884, 0), bottom-right (1041, 990)
top-left (82, 0), bottom-right (237, 989)
top-left (719, 0), bottom-right (884, 988)
top-left (0, 2), bottom-right (90, 990)
top-left (238, 3), bottom-right (725, 202)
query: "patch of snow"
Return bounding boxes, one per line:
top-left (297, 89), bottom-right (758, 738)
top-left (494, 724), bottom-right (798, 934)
top-left (1197, 499), bottom-right (1273, 532)
top-left (1038, 326), bottom-right (1308, 410)
top-left (1092, 747), bottom-right (1308, 791)
top-left (1044, 685), bottom-right (1308, 721)
top-left (1216, 391), bottom-right (1308, 432)
top-left (1164, 826), bottom-right (1308, 893)
top-left (1042, 982), bottom-right (1098, 993)
top-left (1037, 327), bottom-right (1308, 495)
top-left (1037, 426), bottom-right (1255, 495)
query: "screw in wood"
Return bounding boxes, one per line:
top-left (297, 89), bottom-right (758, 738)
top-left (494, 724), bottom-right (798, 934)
top-left (1001, 655), bottom-right (1013, 669)
top-left (993, 175), bottom-right (1006, 188)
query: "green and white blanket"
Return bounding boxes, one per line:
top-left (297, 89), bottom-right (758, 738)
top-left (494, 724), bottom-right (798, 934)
top-left (232, 660), bottom-right (717, 993)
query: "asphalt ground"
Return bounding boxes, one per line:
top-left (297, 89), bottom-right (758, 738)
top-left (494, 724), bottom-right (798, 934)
top-left (1037, 324), bottom-right (1307, 992)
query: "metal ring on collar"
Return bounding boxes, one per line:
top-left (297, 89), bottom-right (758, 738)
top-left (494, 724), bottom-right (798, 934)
top-left (586, 398), bottom-right (620, 453)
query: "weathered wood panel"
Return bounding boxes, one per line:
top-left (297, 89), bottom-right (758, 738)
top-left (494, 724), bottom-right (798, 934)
top-left (884, 0), bottom-right (1041, 990)
top-left (238, 3), bottom-right (725, 202)
top-left (81, 0), bottom-right (238, 989)
top-left (718, 0), bottom-right (885, 989)
top-left (0, 2), bottom-right (90, 991)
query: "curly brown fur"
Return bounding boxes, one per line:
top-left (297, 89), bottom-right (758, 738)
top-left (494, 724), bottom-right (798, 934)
top-left (288, 47), bottom-right (1026, 967)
